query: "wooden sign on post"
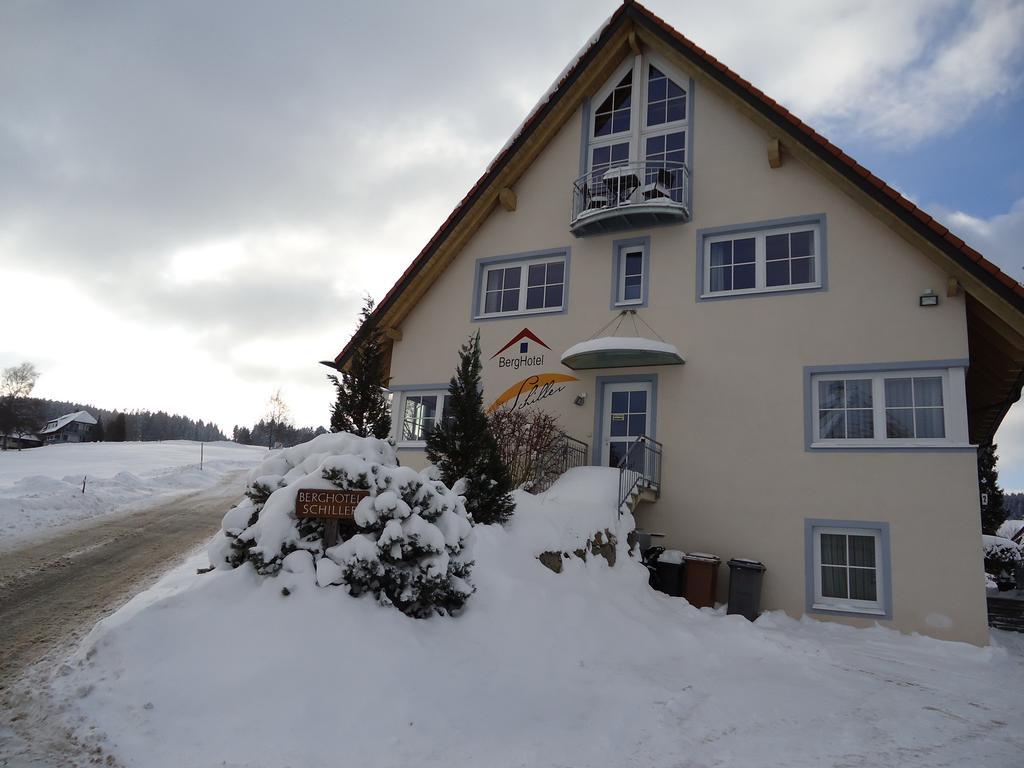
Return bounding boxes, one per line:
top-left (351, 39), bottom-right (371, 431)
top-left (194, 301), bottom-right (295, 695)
top-left (295, 488), bottom-right (369, 547)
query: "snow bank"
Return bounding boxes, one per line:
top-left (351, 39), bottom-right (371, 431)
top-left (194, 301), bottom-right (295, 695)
top-left (0, 441), bottom-right (267, 544)
top-left (509, 466), bottom-right (634, 558)
top-left (54, 465), bottom-right (1024, 767)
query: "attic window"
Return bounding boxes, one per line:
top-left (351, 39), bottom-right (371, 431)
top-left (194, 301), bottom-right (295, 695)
top-left (584, 55), bottom-right (690, 206)
top-left (593, 71), bottom-right (632, 137)
top-left (646, 65), bottom-right (686, 125)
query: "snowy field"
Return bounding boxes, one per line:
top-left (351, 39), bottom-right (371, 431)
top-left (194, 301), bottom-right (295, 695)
top-left (0, 441), bottom-right (267, 543)
top-left (53, 466), bottom-right (1024, 768)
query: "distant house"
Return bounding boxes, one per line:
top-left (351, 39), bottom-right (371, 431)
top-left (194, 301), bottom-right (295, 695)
top-left (38, 410), bottom-right (98, 444)
top-left (0, 432), bottom-right (42, 450)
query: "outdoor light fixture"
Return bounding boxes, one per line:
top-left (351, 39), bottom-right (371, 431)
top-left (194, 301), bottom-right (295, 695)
top-left (919, 290), bottom-right (939, 307)
top-left (574, 393), bottom-right (587, 406)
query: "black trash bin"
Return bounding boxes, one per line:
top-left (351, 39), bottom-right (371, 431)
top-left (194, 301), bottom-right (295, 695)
top-left (726, 559), bottom-right (766, 620)
top-left (653, 550), bottom-right (685, 597)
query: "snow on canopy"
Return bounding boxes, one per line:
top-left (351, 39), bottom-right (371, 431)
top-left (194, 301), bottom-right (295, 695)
top-left (561, 336), bottom-right (681, 358)
top-left (560, 336), bottom-right (684, 369)
top-left (209, 432), bottom-right (474, 617)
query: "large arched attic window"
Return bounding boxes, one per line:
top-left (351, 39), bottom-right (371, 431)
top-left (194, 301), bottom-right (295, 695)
top-left (587, 56), bottom-right (689, 203)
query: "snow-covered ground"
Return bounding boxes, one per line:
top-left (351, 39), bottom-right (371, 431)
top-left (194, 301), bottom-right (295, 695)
top-left (0, 441), bottom-right (267, 543)
top-left (52, 466), bottom-right (1024, 768)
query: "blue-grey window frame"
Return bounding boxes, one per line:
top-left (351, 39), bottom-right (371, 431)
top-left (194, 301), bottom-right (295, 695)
top-left (804, 518), bottom-right (893, 620)
top-left (388, 382), bottom-right (450, 450)
top-left (591, 373), bottom-right (659, 466)
top-left (471, 248), bottom-right (571, 322)
top-left (611, 236), bottom-right (651, 308)
top-left (696, 213), bottom-right (828, 301)
top-left (802, 359), bottom-right (974, 452)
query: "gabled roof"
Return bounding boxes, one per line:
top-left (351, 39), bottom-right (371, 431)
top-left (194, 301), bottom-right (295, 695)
top-left (333, 0), bottom-right (1024, 443)
top-left (38, 410), bottom-right (97, 434)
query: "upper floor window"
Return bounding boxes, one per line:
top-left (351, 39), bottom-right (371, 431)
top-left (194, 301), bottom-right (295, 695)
top-left (474, 250), bottom-right (569, 320)
top-left (612, 236), bottom-right (650, 308)
top-left (699, 216), bottom-right (826, 299)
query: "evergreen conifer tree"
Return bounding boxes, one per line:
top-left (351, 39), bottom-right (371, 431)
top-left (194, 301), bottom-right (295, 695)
top-left (426, 331), bottom-right (515, 525)
top-left (328, 297), bottom-right (392, 438)
top-left (92, 417), bottom-right (105, 442)
top-left (108, 412), bottom-right (127, 442)
top-left (978, 443), bottom-right (1007, 534)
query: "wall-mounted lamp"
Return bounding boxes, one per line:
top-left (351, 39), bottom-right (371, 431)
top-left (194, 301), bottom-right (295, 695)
top-left (574, 393), bottom-right (587, 407)
top-left (919, 290), bottom-right (939, 307)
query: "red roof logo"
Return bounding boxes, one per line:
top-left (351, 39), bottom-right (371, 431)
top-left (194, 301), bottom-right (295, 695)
top-left (490, 328), bottom-right (551, 359)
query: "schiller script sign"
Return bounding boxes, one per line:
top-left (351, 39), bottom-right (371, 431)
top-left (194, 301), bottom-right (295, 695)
top-left (295, 488), bottom-right (368, 519)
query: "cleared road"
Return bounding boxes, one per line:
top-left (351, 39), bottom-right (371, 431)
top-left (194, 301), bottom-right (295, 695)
top-left (0, 473), bottom-right (246, 766)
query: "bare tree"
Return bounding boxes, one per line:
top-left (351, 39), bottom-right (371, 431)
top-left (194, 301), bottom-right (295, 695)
top-left (488, 407), bottom-right (566, 490)
top-left (265, 388), bottom-right (291, 448)
top-left (0, 362), bottom-right (41, 450)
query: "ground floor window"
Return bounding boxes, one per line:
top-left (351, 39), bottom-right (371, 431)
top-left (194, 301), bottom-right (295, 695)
top-left (805, 519), bottom-right (891, 618)
top-left (396, 390), bottom-right (451, 446)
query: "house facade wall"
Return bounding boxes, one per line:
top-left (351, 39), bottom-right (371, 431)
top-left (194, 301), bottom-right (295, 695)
top-left (383, 61), bottom-right (988, 644)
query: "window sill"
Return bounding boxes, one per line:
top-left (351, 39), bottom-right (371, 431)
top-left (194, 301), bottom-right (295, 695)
top-left (473, 306), bottom-right (566, 322)
top-left (812, 602), bottom-right (885, 617)
top-left (396, 441), bottom-right (427, 450)
top-left (700, 282), bottom-right (821, 300)
top-left (809, 441), bottom-right (976, 451)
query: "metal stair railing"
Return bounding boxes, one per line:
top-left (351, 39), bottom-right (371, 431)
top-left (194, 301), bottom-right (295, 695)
top-left (617, 435), bottom-right (663, 514)
top-left (528, 432), bottom-right (590, 494)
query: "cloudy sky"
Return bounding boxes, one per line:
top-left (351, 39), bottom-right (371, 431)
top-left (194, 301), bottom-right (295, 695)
top-left (2, 0), bottom-right (1024, 481)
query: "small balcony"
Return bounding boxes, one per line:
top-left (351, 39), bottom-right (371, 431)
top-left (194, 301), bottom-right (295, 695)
top-left (570, 161), bottom-right (690, 237)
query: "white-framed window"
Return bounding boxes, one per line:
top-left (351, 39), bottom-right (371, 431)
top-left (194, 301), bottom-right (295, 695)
top-left (397, 390), bottom-right (451, 446)
top-left (586, 54), bottom-right (690, 204)
top-left (477, 253), bottom-right (567, 318)
top-left (616, 244), bottom-right (645, 305)
top-left (703, 222), bottom-right (821, 297)
top-left (809, 366), bottom-right (970, 448)
top-left (811, 525), bottom-right (886, 615)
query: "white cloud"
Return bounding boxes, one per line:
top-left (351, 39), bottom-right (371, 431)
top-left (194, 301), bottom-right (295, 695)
top-left (933, 197), bottom-right (1024, 279)
top-left (645, 0), bottom-right (1024, 146)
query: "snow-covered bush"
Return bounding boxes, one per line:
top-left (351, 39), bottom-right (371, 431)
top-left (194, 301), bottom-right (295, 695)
top-left (982, 534), bottom-right (1022, 576)
top-left (209, 432), bottom-right (474, 617)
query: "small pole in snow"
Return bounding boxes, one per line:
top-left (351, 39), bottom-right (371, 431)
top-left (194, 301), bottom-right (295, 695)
top-left (200, 442), bottom-right (204, 471)
top-left (82, 475), bottom-right (87, 494)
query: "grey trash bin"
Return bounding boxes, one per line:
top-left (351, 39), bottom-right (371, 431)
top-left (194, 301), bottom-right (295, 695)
top-left (726, 559), bottom-right (766, 620)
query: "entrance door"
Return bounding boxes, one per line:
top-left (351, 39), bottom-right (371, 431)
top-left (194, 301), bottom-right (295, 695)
top-left (601, 382), bottom-right (652, 469)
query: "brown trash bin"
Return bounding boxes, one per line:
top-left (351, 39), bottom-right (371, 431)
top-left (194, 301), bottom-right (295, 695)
top-left (682, 553), bottom-right (721, 608)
